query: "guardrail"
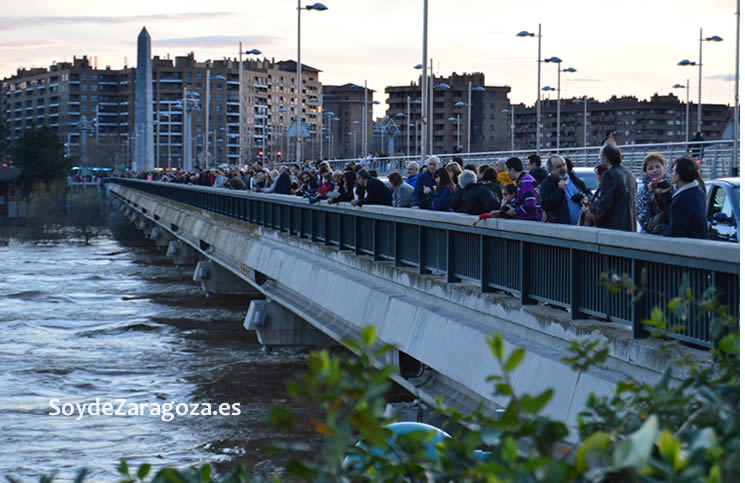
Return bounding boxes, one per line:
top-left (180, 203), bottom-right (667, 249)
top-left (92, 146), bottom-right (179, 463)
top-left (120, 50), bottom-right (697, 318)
top-left (107, 178), bottom-right (739, 349)
top-left (286, 140), bottom-right (736, 180)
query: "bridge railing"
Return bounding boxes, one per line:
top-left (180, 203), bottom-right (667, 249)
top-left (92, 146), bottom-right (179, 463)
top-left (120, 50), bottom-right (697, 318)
top-left (281, 140), bottom-right (736, 180)
top-left (107, 178), bottom-right (739, 349)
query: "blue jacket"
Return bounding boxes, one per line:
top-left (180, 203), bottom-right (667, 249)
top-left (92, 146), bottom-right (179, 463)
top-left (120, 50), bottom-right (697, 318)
top-left (428, 185), bottom-right (454, 211)
top-left (405, 173), bottom-right (418, 187)
top-left (662, 182), bottom-right (707, 239)
top-left (413, 170), bottom-right (436, 209)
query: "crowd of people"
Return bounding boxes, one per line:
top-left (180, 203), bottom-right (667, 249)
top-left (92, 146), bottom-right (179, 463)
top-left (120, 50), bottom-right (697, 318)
top-left (119, 142), bottom-right (710, 240)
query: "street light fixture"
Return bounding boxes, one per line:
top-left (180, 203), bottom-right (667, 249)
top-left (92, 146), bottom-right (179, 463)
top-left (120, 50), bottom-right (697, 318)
top-left (517, 25), bottom-right (542, 153)
top-left (296, 1), bottom-right (327, 164)
top-left (673, 81), bottom-right (691, 142)
top-left (239, 45), bottom-right (262, 164)
top-left (543, 56), bottom-right (563, 150)
top-left (678, 28), bottom-right (724, 134)
top-left (448, 115), bottom-right (461, 147)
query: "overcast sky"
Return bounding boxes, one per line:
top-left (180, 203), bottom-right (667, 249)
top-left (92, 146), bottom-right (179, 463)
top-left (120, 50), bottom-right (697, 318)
top-left (1, 0), bottom-right (738, 118)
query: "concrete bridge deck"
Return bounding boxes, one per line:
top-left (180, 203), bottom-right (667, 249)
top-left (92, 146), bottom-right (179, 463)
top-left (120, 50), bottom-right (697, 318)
top-left (106, 179), bottom-right (738, 441)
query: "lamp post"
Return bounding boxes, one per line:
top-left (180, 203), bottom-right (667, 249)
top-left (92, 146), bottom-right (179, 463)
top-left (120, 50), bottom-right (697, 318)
top-left (572, 97), bottom-right (588, 152)
top-left (501, 107), bottom-right (515, 153)
top-left (414, 61), bottom-right (427, 161)
top-left (409, 98), bottom-right (421, 157)
top-left (735, 0), bottom-right (740, 175)
top-left (352, 120), bottom-right (361, 157)
top-left (330, 116), bottom-right (339, 158)
top-left (239, 44), bottom-right (262, 165)
top-left (454, 100), bottom-right (467, 150)
top-left (673, 82), bottom-right (690, 142)
top-left (541, 85), bottom-right (556, 148)
top-left (296, 1), bottom-right (327, 165)
top-left (543, 57), bottom-right (562, 150)
top-left (323, 111), bottom-right (334, 159)
top-left (517, 25), bottom-right (542, 153)
top-left (205, 72), bottom-right (225, 168)
top-left (678, 29), bottom-right (723, 134)
top-left (448, 115), bottom-right (461, 148)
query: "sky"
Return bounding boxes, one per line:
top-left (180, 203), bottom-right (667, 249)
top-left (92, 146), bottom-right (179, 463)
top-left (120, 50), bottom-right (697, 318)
top-left (0, 0), bottom-right (739, 119)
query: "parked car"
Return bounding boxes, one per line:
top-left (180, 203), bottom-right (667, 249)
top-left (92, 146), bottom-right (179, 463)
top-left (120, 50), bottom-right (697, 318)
top-left (705, 178), bottom-right (739, 242)
top-left (572, 167), bottom-right (599, 194)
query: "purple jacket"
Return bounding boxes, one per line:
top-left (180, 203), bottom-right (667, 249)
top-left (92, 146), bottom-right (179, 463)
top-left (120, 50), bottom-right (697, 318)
top-left (513, 172), bottom-right (543, 221)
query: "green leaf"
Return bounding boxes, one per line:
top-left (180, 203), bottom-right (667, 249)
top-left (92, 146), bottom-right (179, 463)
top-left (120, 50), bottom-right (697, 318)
top-left (718, 334), bottom-right (737, 354)
top-left (487, 333), bottom-right (504, 360)
top-left (504, 348), bottom-right (525, 372)
top-left (576, 432), bottom-right (611, 472)
top-left (199, 464), bottom-right (211, 482)
top-left (117, 459), bottom-right (129, 476)
top-left (520, 389), bottom-right (553, 414)
top-left (612, 415), bottom-right (658, 469)
top-left (268, 406), bottom-right (298, 432)
top-left (495, 383), bottom-right (513, 397)
top-left (137, 463), bottom-right (151, 480)
top-left (360, 326), bottom-right (376, 346)
top-left (73, 468), bottom-right (88, 483)
top-left (706, 464), bottom-right (722, 483)
top-left (501, 436), bottom-right (518, 464)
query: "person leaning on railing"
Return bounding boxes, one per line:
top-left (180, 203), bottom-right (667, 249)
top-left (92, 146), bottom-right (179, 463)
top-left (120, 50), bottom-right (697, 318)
top-left (423, 167), bottom-right (456, 212)
top-left (387, 172), bottom-right (413, 208)
top-left (351, 169), bottom-right (392, 207)
top-left (451, 170), bottom-right (500, 215)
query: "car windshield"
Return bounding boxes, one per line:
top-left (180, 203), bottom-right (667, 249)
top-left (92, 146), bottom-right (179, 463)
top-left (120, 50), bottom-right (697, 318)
top-left (574, 170), bottom-right (598, 192)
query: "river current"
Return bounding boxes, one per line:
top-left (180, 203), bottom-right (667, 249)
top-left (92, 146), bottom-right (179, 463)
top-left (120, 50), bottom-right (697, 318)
top-left (0, 232), bottom-right (312, 481)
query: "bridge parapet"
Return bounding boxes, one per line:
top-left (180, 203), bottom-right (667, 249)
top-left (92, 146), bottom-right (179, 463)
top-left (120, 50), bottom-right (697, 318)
top-left (107, 178), bottom-right (738, 350)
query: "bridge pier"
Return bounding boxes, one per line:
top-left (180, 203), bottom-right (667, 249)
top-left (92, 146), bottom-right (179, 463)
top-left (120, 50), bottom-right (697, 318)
top-left (244, 299), bottom-right (336, 348)
top-left (167, 240), bottom-right (199, 266)
top-left (150, 226), bottom-right (174, 248)
top-left (193, 260), bottom-right (258, 296)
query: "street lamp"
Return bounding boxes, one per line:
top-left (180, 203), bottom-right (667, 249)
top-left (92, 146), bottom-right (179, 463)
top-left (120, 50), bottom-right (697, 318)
top-left (673, 81), bottom-right (691, 142)
top-left (501, 107), bottom-right (515, 153)
top-left (678, 28), bottom-right (723, 134)
top-left (330, 116), bottom-right (339, 158)
top-left (296, 1), bottom-right (327, 164)
top-left (448, 115), bottom-right (461, 148)
top-left (239, 45), bottom-right (262, 164)
top-left (204, 72), bottom-right (225, 168)
top-left (517, 25), bottom-right (542, 153)
top-left (543, 56), bottom-right (563, 150)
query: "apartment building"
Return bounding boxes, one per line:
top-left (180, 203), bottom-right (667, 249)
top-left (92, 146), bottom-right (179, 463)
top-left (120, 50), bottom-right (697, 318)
top-left (512, 93), bottom-right (734, 151)
top-left (1, 53), bottom-right (323, 169)
top-left (1, 56), bottom-right (134, 167)
top-left (385, 72), bottom-right (511, 155)
top-left (322, 84), bottom-right (376, 159)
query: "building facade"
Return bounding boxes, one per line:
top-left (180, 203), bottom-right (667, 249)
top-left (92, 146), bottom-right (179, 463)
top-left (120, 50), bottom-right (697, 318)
top-left (512, 93), bottom-right (734, 152)
top-left (385, 72), bottom-right (511, 156)
top-left (1, 56), bottom-right (134, 169)
top-left (1, 51), bottom-right (323, 169)
top-left (322, 84), bottom-right (376, 159)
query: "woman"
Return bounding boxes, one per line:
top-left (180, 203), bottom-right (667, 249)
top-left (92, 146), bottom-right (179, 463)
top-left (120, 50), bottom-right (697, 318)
top-left (423, 167), bottom-right (455, 211)
top-left (635, 152), bottom-right (674, 234)
top-left (480, 167), bottom-right (503, 203)
top-left (328, 171), bottom-right (357, 204)
top-left (387, 171), bottom-right (414, 208)
top-left (659, 156), bottom-right (707, 239)
top-left (295, 171), bottom-right (318, 197)
top-left (579, 164), bottom-right (608, 227)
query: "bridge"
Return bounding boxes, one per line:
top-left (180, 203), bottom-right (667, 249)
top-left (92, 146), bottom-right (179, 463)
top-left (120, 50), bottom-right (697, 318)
top-left (105, 178), bottom-right (738, 441)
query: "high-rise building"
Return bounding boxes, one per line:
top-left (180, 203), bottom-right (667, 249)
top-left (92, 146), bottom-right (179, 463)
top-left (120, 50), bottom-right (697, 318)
top-left (385, 72), bottom-right (511, 156)
top-left (1, 56), bottom-right (134, 168)
top-left (322, 84), bottom-right (375, 159)
top-left (512, 93), bottom-right (733, 151)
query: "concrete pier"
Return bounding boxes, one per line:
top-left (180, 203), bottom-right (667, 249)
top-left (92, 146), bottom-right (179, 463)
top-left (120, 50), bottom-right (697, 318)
top-left (192, 260), bottom-right (258, 296)
top-left (244, 299), bottom-right (336, 348)
top-left (167, 240), bottom-right (199, 266)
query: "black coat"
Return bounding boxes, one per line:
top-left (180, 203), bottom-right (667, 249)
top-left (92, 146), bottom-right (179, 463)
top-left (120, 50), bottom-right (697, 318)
top-left (661, 184), bottom-right (707, 239)
top-left (454, 183), bottom-right (500, 215)
top-left (539, 175), bottom-right (570, 224)
top-left (413, 170), bottom-right (436, 209)
top-left (360, 177), bottom-right (392, 206)
top-left (593, 165), bottom-right (637, 231)
top-left (274, 171), bottom-right (291, 195)
top-left (529, 167), bottom-right (549, 186)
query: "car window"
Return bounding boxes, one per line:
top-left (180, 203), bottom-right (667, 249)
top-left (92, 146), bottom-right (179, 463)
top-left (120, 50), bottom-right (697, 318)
top-left (710, 186), bottom-right (734, 219)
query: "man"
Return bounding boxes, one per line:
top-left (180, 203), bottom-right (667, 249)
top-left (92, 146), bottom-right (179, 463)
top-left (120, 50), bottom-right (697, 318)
top-left (495, 159), bottom-right (513, 187)
top-left (272, 166), bottom-right (292, 195)
top-left (592, 143), bottom-right (637, 231)
top-left (405, 161), bottom-right (419, 187)
top-left (351, 169), bottom-right (392, 207)
top-left (503, 157), bottom-right (542, 221)
top-left (540, 155), bottom-right (587, 225)
top-left (412, 156), bottom-right (439, 209)
top-left (527, 154), bottom-right (548, 186)
top-left (660, 156), bottom-right (707, 239)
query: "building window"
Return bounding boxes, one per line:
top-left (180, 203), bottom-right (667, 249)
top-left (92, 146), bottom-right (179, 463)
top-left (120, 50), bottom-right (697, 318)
top-left (186, 72), bottom-right (192, 80)
top-left (216, 104), bottom-right (222, 112)
top-left (81, 85), bottom-right (87, 91)
top-left (217, 94), bottom-right (223, 101)
top-left (490, 103), bottom-right (495, 108)
top-left (81, 95), bottom-right (87, 101)
top-left (81, 105), bottom-right (87, 112)
top-left (196, 72), bottom-right (203, 80)
top-left (81, 74), bottom-right (87, 81)
top-left (92, 74), bottom-right (98, 80)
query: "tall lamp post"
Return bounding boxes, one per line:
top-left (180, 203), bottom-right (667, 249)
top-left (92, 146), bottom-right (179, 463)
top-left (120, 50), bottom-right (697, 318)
top-left (205, 72), bottom-right (225, 168)
top-left (454, 100), bottom-right (467, 150)
top-left (543, 56), bottom-right (562, 150)
top-left (517, 25), bottom-right (542, 153)
top-left (352, 120), bottom-right (361, 157)
top-left (239, 45), bottom-right (262, 165)
top-left (572, 97), bottom-right (588, 157)
top-left (296, 1), bottom-right (327, 164)
top-left (678, 29), bottom-right (723, 134)
top-left (447, 115), bottom-right (461, 148)
top-left (501, 107), bottom-right (515, 153)
top-left (541, 85), bottom-right (556, 148)
top-left (673, 82), bottom-right (690, 142)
